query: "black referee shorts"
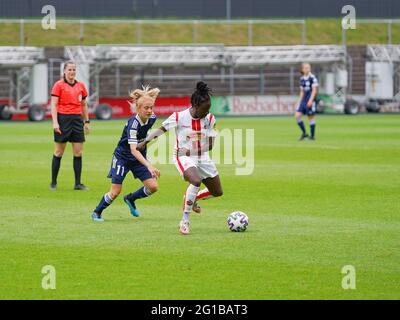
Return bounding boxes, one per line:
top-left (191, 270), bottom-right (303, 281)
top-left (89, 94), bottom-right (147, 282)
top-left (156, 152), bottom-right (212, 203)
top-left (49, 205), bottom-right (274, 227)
top-left (54, 114), bottom-right (85, 143)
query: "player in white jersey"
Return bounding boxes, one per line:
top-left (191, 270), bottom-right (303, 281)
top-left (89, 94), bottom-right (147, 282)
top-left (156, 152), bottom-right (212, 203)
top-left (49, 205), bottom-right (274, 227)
top-left (139, 81), bottom-right (223, 235)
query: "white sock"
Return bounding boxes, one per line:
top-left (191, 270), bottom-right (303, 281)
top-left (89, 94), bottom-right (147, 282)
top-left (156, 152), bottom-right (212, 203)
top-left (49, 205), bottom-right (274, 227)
top-left (183, 212), bottom-right (190, 221)
top-left (183, 184), bottom-right (200, 220)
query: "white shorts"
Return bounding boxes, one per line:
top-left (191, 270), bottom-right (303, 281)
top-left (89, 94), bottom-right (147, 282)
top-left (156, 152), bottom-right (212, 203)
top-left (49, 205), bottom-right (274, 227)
top-left (173, 156), bottom-right (219, 180)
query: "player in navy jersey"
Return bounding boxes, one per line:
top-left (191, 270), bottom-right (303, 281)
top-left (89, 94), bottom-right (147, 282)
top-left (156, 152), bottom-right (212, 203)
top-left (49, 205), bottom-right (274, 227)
top-left (91, 86), bottom-right (161, 222)
top-left (295, 63), bottom-right (318, 140)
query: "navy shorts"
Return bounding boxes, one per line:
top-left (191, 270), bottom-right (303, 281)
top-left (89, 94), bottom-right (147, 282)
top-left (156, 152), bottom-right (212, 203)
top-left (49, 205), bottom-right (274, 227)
top-left (296, 101), bottom-right (316, 116)
top-left (107, 154), bottom-right (152, 184)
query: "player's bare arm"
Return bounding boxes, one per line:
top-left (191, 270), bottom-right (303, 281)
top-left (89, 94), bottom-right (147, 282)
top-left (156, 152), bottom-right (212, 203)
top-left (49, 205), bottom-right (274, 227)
top-left (298, 89), bottom-right (304, 107)
top-left (137, 127), bottom-right (167, 150)
top-left (130, 142), bottom-right (160, 179)
top-left (307, 86), bottom-right (317, 107)
top-left (51, 96), bottom-right (61, 134)
top-left (81, 99), bottom-right (90, 134)
top-left (178, 137), bottom-right (215, 157)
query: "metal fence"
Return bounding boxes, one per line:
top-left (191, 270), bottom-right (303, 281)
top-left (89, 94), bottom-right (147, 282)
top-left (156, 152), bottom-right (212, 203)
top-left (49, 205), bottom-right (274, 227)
top-left (341, 19), bottom-right (400, 46)
top-left (1, 18), bottom-right (400, 47)
top-left (0, 19), bottom-right (306, 46)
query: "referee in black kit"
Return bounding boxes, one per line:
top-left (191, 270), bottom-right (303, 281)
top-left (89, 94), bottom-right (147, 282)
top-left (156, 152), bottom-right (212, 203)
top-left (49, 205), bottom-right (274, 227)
top-left (49, 61), bottom-right (91, 191)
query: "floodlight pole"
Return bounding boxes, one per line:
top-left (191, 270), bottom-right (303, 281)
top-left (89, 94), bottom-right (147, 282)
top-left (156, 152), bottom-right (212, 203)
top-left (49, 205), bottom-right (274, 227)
top-left (19, 19), bottom-right (24, 46)
top-left (226, 0), bottom-right (231, 20)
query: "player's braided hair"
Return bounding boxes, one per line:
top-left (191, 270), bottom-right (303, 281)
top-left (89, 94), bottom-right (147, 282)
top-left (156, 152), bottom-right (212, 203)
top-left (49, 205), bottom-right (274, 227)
top-left (191, 81), bottom-right (212, 107)
top-left (129, 84), bottom-right (160, 109)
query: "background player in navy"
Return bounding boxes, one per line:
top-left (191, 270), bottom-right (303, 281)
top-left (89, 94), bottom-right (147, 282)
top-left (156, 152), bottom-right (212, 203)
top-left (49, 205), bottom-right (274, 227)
top-left (91, 86), bottom-right (161, 222)
top-left (295, 63), bottom-right (318, 140)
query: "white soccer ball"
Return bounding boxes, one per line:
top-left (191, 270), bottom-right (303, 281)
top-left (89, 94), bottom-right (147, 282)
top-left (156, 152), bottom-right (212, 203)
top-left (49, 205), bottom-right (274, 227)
top-left (227, 211), bottom-right (249, 232)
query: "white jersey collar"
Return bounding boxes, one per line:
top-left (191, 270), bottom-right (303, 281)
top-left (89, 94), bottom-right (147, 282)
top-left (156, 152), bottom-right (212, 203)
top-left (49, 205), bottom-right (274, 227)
top-left (135, 114), bottom-right (149, 126)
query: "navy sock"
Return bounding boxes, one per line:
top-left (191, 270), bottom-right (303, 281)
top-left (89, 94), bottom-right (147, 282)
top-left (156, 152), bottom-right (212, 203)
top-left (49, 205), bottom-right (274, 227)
top-left (310, 120), bottom-right (316, 137)
top-left (51, 155), bottom-right (62, 185)
top-left (297, 120), bottom-right (306, 135)
top-left (73, 156), bottom-right (82, 185)
top-left (126, 187), bottom-right (152, 203)
top-left (94, 193), bottom-right (113, 215)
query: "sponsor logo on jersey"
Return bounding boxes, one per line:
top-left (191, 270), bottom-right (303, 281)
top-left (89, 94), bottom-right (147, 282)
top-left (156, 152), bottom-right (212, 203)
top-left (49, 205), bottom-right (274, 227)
top-left (130, 129), bottom-right (137, 138)
top-left (187, 131), bottom-right (206, 141)
top-left (131, 120), bottom-right (138, 129)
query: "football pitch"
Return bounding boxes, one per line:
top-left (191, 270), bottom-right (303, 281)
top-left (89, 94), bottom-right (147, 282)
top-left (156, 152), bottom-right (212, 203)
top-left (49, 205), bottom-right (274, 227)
top-left (0, 114), bottom-right (399, 300)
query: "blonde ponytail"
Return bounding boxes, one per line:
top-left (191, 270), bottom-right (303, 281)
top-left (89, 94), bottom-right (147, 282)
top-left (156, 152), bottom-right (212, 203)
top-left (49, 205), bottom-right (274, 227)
top-left (129, 85), bottom-right (160, 110)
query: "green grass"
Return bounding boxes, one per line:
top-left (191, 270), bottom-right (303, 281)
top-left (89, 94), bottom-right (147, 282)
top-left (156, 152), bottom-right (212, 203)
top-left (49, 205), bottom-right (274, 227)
top-left (0, 114), bottom-right (399, 299)
top-left (0, 18), bottom-right (398, 46)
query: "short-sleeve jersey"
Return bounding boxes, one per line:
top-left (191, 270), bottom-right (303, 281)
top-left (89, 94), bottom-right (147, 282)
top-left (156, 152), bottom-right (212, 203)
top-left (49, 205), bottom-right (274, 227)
top-left (113, 114), bottom-right (157, 162)
top-left (300, 73), bottom-right (318, 104)
top-left (51, 78), bottom-right (88, 114)
top-left (162, 108), bottom-right (217, 159)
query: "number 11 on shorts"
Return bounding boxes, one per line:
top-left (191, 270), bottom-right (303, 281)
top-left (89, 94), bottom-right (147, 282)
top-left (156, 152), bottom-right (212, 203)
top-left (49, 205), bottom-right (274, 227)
top-left (116, 165), bottom-right (125, 176)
